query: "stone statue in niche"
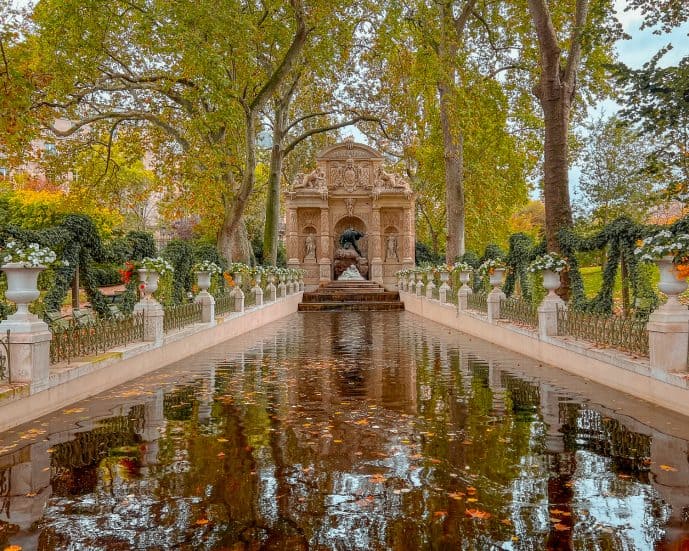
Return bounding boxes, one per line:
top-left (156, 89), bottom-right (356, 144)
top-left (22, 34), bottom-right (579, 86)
top-left (385, 235), bottom-right (399, 262)
top-left (304, 235), bottom-right (316, 261)
top-left (339, 227), bottom-right (364, 257)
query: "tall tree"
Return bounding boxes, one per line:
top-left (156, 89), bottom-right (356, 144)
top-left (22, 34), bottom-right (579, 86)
top-left (526, 0), bottom-right (620, 255)
top-left (26, 0), bottom-right (332, 261)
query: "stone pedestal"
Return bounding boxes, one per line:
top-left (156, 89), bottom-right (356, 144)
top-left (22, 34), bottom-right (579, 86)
top-left (319, 260), bottom-right (331, 283)
top-left (266, 279), bottom-right (277, 302)
top-left (134, 299), bottom-right (164, 344)
top-left (253, 285), bottom-right (264, 306)
top-left (194, 291), bottom-right (216, 325)
top-left (647, 302), bottom-right (689, 373)
top-left (425, 279), bottom-right (436, 300)
top-left (233, 287), bottom-right (245, 312)
top-left (458, 286), bottom-right (472, 311)
top-left (538, 297), bottom-right (566, 338)
top-left (487, 289), bottom-right (506, 323)
top-left (0, 314), bottom-right (51, 393)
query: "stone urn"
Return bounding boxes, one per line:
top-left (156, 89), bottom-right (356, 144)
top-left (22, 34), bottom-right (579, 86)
top-left (195, 271), bottom-right (212, 293)
top-left (459, 270), bottom-right (472, 292)
top-left (489, 268), bottom-right (505, 289)
top-left (656, 255), bottom-right (687, 299)
top-left (137, 269), bottom-right (160, 299)
top-left (1, 263), bottom-right (45, 319)
top-left (542, 269), bottom-right (562, 298)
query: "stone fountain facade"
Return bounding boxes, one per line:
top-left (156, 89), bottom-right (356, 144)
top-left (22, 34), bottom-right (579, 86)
top-left (286, 139), bottom-right (415, 289)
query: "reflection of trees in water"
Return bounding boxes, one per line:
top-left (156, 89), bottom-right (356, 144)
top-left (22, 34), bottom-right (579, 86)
top-left (163, 384), bottom-right (199, 421)
top-left (501, 372), bottom-right (540, 416)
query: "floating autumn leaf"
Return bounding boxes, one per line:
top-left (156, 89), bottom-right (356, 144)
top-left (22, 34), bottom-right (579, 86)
top-left (217, 438), bottom-right (228, 443)
top-left (660, 465), bottom-right (678, 472)
top-left (354, 419), bottom-right (369, 426)
top-left (465, 509), bottom-right (491, 520)
top-left (62, 408), bottom-right (85, 414)
top-left (433, 510), bottom-right (448, 518)
top-left (369, 474), bottom-right (387, 484)
top-left (195, 518), bottom-right (209, 526)
top-left (217, 452), bottom-right (226, 458)
top-left (448, 492), bottom-right (465, 500)
top-left (467, 486), bottom-right (477, 495)
top-left (553, 523), bottom-right (570, 531)
top-left (500, 518), bottom-right (512, 525)
top-left (4, 546), bottom-right (22, 551)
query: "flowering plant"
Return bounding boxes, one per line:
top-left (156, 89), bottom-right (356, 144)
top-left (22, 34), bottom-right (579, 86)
top-left (452, 261), bottom-right (474, 274)
top-left (634, 230), bottom-right (689, 264)
top-left (228, 262), bottom-right (251, 274)
top-left (192, 260), bottom-right (222, 274)
top-left (478, 258), bottom-right (507, 276)
top-left (528, 252), bottom-right (568, 273)
top-left (119, 260), bottom-right (135, 283)
top-left (1, 240), bottom-right (64, 267)
top-left (138, 256), bottom-right (174, 275)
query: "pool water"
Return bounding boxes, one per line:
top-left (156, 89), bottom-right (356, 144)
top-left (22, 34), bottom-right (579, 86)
top-left (0, 311), bottom-right (688, 550)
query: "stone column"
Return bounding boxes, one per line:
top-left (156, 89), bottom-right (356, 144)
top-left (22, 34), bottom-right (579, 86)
top-left (134, 298), bottom-right (164, 345)
top-left (647, 301), bottom-right (689, 373)
top-left (194, 290), bottom-right (216, 325)
top-left (318, 208), bottom-right (331, 283)
top-left (538, 270), bottom-right (566, 337)
top-left (0, 313), bottom-right (51, 393)
top-left (487, 289), bottom-right (505, 323)
top-left (402, 208), bottom-right (414, 267)
top-left (286, 208), bottom-right (299, 266)
top-left (457, 272), bottom-right (472, 311)
top-left (370, 207), bottom-right (384, 284)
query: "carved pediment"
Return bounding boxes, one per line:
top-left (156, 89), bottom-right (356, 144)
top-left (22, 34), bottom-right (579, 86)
top-left (317, 138), bottom-right (383, 161)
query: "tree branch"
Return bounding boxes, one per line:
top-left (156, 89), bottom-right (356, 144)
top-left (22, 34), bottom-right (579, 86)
top-left (564, 0), bottom-right (590, 89)
top-left (526, 0), bottom-right (561, 81)
top-left (248, 0), bottom-right (309, 113)
top-left (284, 115), bottom-right (383, 155)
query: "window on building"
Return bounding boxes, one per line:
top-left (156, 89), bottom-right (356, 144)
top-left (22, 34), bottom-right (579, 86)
top-left (0, 167), bottom-right (7, 179)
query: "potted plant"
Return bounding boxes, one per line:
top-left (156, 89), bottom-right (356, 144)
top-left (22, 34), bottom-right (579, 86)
top-left (137, 256), bottom-right (174, 298)
top-left (192, 260), bottom-right (222, 293)
top-left (478, 258), bottom-right (507, 288)
top-left (528, 252), bottom-right (568, 296)
top-left (1, 240), bottom-right (64, 319)
top-left (635, 230), bottom-right (689, 299)
top-left (452, 262), bottom-right (474, 291)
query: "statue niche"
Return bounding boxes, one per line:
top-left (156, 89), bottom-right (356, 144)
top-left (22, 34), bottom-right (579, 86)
top-left (333, 222), bottom-right (369, 280)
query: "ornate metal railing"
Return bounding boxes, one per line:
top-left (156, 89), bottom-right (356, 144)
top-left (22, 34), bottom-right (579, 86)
top-left (50, 314), bottom-right (144, 365)
top-left (163, 302), bottom-right (202, 333)
top-left (466, 292), bottom-right (488, 313)
top-left (0, 330), bottom-right (10, 383)
top-left (500, 297), bottom-right (538, 328)
top-left (557, 308), bottom-right (649, 357)
top-left (215, 292), bottom-right (234, 316)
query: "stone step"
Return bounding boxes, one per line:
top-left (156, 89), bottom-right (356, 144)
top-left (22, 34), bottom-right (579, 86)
top-left (298, 301), bottom-right (405, 312)
top-left (302, 292), bottom-right (400, 302)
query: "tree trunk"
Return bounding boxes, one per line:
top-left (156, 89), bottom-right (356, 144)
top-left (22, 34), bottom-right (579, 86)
top-left (540, 91), bottom-right (574, 253)
top-left (439, 83), bottom-right (465, 263)
top-left (263, 124), bottom-right (284, 266)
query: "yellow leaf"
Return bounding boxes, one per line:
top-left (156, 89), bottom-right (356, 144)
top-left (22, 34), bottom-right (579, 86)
top-left (660, 464), bottom-right (678, 472)
top-left (195, 518), bottom-right (209, 526)
top-left (465, 508), bottom-right (491, 519)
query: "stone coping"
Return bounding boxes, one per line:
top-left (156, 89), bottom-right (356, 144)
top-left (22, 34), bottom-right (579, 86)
top-left (0, 293), bottom-right (303, 432)
top-left (401, 291), bottom-right (689, 418)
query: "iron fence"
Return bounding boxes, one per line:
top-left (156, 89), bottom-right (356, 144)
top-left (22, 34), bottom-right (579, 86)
top-left (500, 297), bottom-right (538, 328)
top-left (163, 302), bottom-right (202, 333)
top-left (557, 308), bottom-right (649, 357)
top-left (215, 292), bottom-right (234, 316)
top-left (466, 292), bottom-right (488, 313)
top-left (50, 314), bottom-right (144, 364)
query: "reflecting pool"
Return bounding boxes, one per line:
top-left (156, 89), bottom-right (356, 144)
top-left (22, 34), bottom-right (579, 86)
top-left (1, 311), bottom-right (689, 550)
